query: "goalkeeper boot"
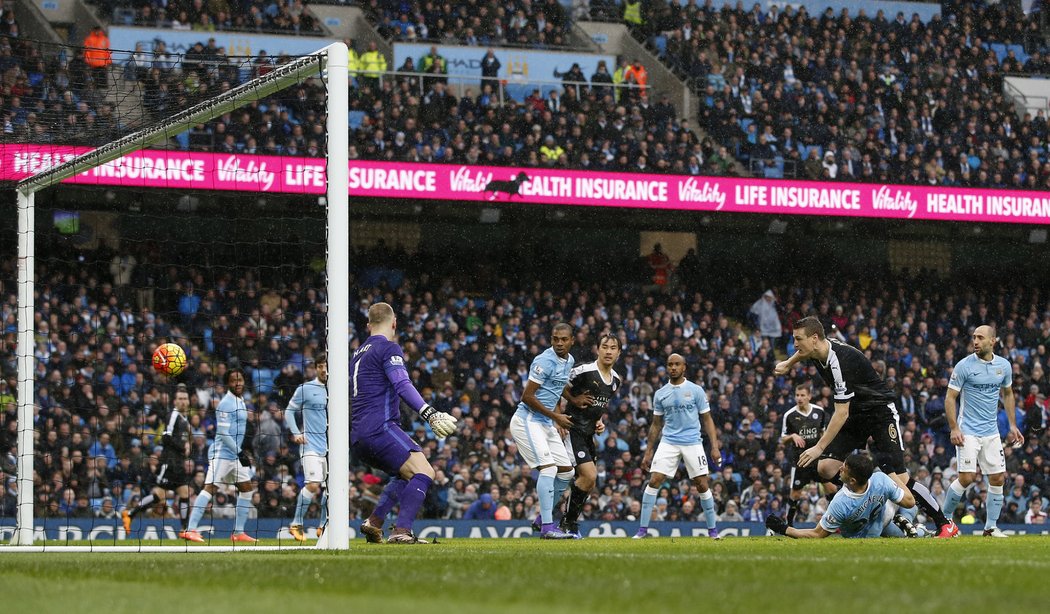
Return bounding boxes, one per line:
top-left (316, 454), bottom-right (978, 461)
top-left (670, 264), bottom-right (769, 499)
top-left (230, 532), bottom-right (258, 544)
top-left (632, 528), bottom-right (653, 539)
top-left (179, 530), bottom-right (205, 544)
top-left (540, 526), bottom-right (575, 540)
top-left (361, 518), bottom-right (384, 543)
top-left (892, 513), bottom-right (919, 538)
top-left (708, 528), bottom-right (722, 540)
top-left (289, 524), bottom-right (306, 542)
top-left (388, 529), bottom-right (429, 544)
top-left (121, 509), bottom-right (132, 535)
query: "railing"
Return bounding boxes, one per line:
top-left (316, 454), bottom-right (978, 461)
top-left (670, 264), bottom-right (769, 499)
top-left (107, 7), bottom-right (328, 37)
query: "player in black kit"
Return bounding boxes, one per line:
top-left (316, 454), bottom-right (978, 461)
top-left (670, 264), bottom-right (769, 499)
top-left (122, 384), bottom-right (193, 537)
top-left (776, 317), bottom-right (958, 538)
top-left (558, 333), bottom-right (622, 537)
top-left (780, 382), bottom-right (834, 525)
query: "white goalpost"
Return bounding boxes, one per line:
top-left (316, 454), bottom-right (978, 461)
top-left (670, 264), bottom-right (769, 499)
top-left (5, 42), bottom-right (350, 552)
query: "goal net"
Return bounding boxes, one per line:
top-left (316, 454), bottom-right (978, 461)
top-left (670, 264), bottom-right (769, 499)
top-left (0, 37), bottom-right (350, 551)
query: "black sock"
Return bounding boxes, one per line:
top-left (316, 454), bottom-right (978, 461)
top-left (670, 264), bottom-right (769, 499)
top-left (131, 493), bottom-right (156, 518)
top-left (563, 483), bottom-right (589, 526)
top-left (787, 498), bottom-right (800, 525)
top-left (907, 478), bottom-right (949, 527)
top-left (178, 498), bottom-right (190, 530)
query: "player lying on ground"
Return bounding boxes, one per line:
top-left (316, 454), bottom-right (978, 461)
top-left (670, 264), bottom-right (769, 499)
top-left (765, 452), bottom-right (918, 538)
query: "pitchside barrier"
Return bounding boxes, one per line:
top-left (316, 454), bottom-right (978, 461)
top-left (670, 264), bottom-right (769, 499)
top-left (3, 519), bottom-right (1045, 541)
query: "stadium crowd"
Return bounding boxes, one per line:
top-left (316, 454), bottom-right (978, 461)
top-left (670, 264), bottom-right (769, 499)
top-left (99, 0), bottom-right (323, 34)
top-left (2, 239), bottom-right (1049, 530)
top-left (365, 0), bottom-right (575, 48)
top-left (634, 0), bottom-right (1050, 187)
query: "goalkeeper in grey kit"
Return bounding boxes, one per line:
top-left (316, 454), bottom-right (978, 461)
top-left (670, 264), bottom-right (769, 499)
top-left (350, 302), bottom-right (457, 544)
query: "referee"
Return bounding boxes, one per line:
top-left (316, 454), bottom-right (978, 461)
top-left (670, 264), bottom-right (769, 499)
top-left (775, 317), bottom-right (958, 538)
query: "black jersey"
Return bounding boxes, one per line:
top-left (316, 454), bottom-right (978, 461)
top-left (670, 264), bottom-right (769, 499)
top-left (160, 409), bottom-right (191, 463)
top-left (781, 404), bottom-right (828, 452)
top-left (565, 361), bottom-right (621, 436)
top-left (810, 339), bottom-right (896, 412)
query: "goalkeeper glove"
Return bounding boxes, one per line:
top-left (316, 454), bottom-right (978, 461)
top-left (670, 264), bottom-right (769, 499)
top-left (419, 404), bottom-right (458, 439)
top-left (765, 514), bottom-right (788, 536)
top-left (238, 450), bottom-right (253, 467)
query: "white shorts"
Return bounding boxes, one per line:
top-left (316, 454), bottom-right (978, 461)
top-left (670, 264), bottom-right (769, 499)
top-left (957, 433), bottom-right (1006, 475)
top-left (303, 453), bottom-right (328, 484)
top-left (651, 441), bottom-right (709, 479)
top-left (509, 412), bottom-right (570, 468)
top-left (204, 458), bottom-right (253, 485)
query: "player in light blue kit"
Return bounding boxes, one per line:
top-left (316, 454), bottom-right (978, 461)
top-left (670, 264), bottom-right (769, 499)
top-left (509, 323), bottom-right (578, 540)
top-left (636, 353), bottom-right (722, 539)
top-left (286, 353), bottom-right (329, 542)
top-left (943, 325), bottom-right (1023, 538)
top-left (766, 453), bottom-right (916, 538)
top-left (183, 369), bottom-right (257, 544)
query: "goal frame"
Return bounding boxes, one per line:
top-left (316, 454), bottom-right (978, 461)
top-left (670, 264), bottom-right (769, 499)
top-left (7, 42), bottom-right (350, 551)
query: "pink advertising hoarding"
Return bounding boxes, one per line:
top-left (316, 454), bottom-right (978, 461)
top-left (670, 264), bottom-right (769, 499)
top-left (3, 144), bottom-right (1050, 225)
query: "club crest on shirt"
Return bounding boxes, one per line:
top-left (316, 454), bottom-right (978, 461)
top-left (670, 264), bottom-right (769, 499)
top-left (996, 368), bottom-right (1003, 376)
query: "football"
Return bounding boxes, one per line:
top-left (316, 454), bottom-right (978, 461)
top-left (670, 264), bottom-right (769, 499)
top-left (152, 342), bottom-right (187, 377)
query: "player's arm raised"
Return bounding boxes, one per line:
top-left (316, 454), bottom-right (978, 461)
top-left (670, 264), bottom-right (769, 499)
top-left (641, 414), bottom-right (663, 473)
top-left (523, 379), bottom-right (572, 429)
top-left (384, 351), bottom-right (458, 437)
top-left (798, 401), bottom-right (848, 468)
top-left (944, 387), bottom-right (963, 446)
top-left (774, 351), bottom-right (805, 376)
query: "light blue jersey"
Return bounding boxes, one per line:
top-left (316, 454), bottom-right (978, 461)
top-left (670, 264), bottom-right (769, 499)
top-left (212, 391), bottom-right (247, 461)
top-left (515, 347), bottom-right (574, 426)
top-left (653, 380), bottom-right (709, 446)
top-left (820, 472), bottom-right (905, 538)
top-left (285, 379), bottom-right (328, 456)
top-left (948, 353), bottom-right (1012, 437)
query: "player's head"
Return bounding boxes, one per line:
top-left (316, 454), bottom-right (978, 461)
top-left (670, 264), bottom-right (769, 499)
top-left (841, 453), bottom-right (875, 492)
top-left (367, 302), bottom-right (397, 339)
top-left (225, 368), bottom-right (246, 397)
top-left (794, 382), bottom-right (811, 406)
top-left (173, 383), bottom-right (190, 412)
top-left (596, 333), bottom-right (621, 366)
top-left (313, 352), bottom-right (328, 384)
top-left (551, 323), bottom-right (574, 358)
top-left (665, 353), bottom-right (686, 382)
top-left (972, 325), bottom-right (997, 358)
top-left (792, 316), bottom-right (826, 357)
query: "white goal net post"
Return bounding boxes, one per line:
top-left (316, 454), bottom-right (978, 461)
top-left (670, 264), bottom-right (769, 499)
top-left (6, 42), bottom-right (351, 551)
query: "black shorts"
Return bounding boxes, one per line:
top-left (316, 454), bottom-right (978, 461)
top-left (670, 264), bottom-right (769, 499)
top-left (821, 405), bottom-right (905, 475)
top-left (790, 463), bottom-right (822, 490)
top-left (563, 430), bottom-right (596, 467)
top-left (152, 459), bottom-right (188, 489)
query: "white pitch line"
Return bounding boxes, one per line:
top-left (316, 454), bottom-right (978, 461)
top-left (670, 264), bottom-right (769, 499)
top-left (0, 545), bottom-right (316, 553)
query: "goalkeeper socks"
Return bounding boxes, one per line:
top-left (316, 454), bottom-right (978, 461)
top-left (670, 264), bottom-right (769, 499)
top-left (188, 490), bottom-right (211, 531)
top-left (553, 470), bottom-right (574, 517)
top-left (371, 478), bottom-right (407, 525)
top-left (640, 486), bottom-right (659, 529)
top-left (907, 477), bottom-right (950, 527)
top-left (986, 484), bottom-right (1005, 530)
top-left (564, 483), bottom-right (589, 525)
top-left (235, 491), bottom-right (254, 534)
top-left (943, 479), bottom-right (967, 518)
top-left (130, 493), bottom-right (156, 518)
top-left (394, 474), bottom-right (433, 530)
top-left (537, 466), bottom-right (558, 525)
top-left (698, 489), bottom-right (717, 530)
top-left (293, 487), bottom-right (315, 526)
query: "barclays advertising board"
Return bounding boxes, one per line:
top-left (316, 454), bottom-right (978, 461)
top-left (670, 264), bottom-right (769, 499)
top-left (393, 43), bottom-right (615, 101)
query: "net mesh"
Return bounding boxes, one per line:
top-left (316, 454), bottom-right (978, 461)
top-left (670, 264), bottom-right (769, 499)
top-left (1, 35), bottom-right (334, 548)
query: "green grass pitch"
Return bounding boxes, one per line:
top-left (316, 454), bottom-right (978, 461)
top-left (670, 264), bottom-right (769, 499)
top-left (3, 537), bottom-right (1048, 613)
